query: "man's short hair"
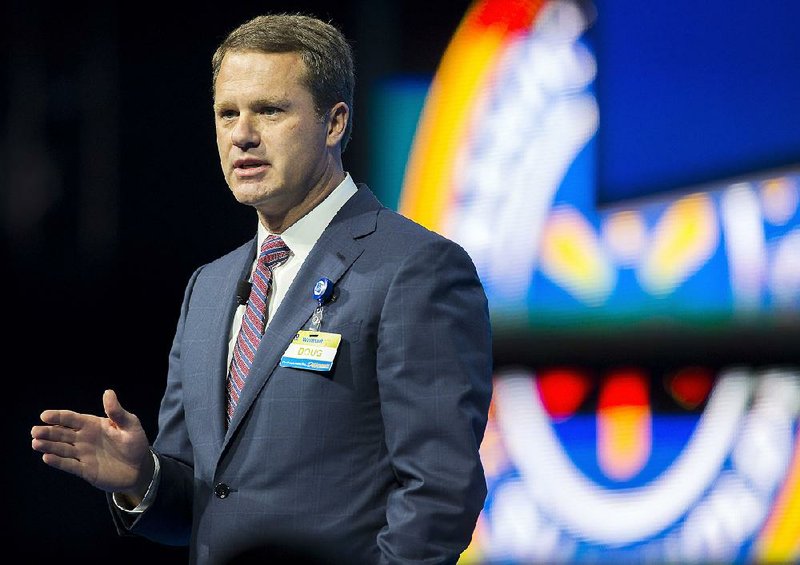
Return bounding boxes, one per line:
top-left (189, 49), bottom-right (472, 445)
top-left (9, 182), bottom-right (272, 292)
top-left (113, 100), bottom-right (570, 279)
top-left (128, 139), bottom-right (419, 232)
top-left (212, 14), bottom-right (355, 151)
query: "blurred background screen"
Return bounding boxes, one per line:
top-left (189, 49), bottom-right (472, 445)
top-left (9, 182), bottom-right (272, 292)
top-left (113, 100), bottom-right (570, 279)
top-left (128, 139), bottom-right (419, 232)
top-left (388, 0), bottom-right (800, 563)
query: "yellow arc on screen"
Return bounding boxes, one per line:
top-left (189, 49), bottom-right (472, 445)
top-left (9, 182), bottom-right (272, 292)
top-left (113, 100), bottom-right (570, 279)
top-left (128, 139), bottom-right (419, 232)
top-left (399, 0), bottom-right (546, 233)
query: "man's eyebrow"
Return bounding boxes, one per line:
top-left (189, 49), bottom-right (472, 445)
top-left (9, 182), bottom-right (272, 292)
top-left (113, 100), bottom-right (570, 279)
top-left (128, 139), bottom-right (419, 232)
top-left (250, 97), bottom-right (291, 108)
top-left (213, 97), bottom-right (291, 111)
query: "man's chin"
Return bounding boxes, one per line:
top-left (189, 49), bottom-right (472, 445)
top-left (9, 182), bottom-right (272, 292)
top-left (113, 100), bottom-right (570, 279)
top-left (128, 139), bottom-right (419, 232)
top-left (229, 184), bottom-right (272, 207)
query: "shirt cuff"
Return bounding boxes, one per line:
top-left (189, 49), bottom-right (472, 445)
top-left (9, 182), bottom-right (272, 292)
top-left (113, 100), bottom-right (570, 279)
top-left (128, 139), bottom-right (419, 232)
top-left (112, 449), bottom-right (161, 514)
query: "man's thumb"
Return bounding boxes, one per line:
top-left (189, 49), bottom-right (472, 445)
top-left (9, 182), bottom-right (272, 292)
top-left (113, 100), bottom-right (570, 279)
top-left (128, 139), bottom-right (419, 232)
top-left (103, 389), bottom-right (136, 428)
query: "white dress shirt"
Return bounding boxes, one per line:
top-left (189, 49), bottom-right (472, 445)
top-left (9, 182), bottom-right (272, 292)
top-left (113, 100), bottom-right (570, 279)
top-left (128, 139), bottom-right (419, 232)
top-left (115, 173), bottom-right (358, 514)
top-left (226, 174), bottom-right (358, 369)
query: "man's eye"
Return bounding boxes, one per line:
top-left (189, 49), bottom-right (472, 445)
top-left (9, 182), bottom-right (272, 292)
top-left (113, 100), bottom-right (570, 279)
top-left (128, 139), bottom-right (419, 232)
top-left (258, 107), bottom-right (280, 116)
top-left (218, 110), bottom-right (237, 120)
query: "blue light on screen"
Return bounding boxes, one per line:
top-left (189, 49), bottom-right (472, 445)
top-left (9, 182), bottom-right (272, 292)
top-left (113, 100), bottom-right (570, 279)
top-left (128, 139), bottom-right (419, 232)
top-left (589, 0), bottom-right (800, 204)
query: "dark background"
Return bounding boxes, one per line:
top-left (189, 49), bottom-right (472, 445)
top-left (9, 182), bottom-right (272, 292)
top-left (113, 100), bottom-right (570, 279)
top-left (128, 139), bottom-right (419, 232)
top-left (3, 1), bottom-right (471, 560)
top-left (7, 0), bottom-right (800, 561)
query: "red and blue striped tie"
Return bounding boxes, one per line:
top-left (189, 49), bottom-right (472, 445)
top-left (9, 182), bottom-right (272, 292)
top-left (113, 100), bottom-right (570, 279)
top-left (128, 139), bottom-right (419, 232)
top-left (226, 235), bottom-right (291, 426)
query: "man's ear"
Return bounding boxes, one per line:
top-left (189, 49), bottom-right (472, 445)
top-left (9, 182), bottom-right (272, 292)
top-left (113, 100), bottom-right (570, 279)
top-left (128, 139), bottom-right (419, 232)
top-left (326, 102), bottom-right (349, 148)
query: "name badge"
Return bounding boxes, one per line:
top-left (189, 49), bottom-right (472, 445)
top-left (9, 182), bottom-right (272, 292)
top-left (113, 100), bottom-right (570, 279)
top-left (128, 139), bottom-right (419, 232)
top-left (279, 330), bottom-right (341, 372)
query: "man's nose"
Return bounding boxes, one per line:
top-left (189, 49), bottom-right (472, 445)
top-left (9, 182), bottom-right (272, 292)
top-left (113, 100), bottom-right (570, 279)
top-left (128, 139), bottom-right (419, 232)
top-left (231, 115), bottom-right (260, 150)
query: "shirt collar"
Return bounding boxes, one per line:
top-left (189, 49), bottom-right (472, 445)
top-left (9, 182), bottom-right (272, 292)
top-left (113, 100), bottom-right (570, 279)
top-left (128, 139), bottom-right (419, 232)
top-left (256, 172), bottom-right (358, 260)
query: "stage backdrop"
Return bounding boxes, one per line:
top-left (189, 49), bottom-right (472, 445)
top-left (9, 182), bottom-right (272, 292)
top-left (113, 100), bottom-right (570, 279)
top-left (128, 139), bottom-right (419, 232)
top-left (374, 0), bottom-right (800, 563)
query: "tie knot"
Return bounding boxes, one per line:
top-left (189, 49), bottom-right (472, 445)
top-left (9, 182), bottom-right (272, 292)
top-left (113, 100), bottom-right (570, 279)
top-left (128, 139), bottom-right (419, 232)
top-left (260, 235), bottom-right (291, 271)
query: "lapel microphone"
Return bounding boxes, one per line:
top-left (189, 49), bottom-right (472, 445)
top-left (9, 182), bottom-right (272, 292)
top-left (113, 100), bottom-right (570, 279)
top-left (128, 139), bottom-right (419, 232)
top-left (236, 280), bottom-right (252, 305)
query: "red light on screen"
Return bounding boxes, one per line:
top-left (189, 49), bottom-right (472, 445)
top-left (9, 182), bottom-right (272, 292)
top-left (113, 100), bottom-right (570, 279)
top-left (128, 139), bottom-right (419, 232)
top-left (598, 368), bottom-right (651, 480)
top-left (598, 368), bottom-right (649, 409)
top-left (473, 0), bottom-right (545, 32)
top-left (536, 367), bottom-right (592, 419)
top-left (666, 366), bottom-right (714, 409)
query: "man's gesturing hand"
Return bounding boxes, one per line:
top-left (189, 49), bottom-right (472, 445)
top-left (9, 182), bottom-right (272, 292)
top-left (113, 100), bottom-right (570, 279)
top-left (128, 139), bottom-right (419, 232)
top-left (31, 389), bottom-right (154, 500)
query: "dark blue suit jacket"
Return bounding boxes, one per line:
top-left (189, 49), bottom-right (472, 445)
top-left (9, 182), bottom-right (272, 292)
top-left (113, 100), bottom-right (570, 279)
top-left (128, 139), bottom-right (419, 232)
top-left (110, 185), bottom-right (493, 564)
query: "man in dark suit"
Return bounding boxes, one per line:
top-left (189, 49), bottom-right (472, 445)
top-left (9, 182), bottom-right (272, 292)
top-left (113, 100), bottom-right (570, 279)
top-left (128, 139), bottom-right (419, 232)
top-left (31, 14), bottom-right (492, 564)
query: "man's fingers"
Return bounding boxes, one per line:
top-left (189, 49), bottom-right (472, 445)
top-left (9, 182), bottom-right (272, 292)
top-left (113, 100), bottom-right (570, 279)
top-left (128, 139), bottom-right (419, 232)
top-left (32, 437), bottom-right (78, 460)
top-left (103, 389), bottom-right (138, 429)
top-left (39, 409), bottom-right (84, 429)
top-left (40, 452), bottom-right (83, 476)
top-left (31, 424), bottom-right (77, 445)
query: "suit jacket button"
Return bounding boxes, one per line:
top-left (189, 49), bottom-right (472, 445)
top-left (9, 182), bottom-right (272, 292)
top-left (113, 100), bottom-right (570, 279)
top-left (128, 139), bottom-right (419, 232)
top-left (214, 482), bottom-right (230, 499)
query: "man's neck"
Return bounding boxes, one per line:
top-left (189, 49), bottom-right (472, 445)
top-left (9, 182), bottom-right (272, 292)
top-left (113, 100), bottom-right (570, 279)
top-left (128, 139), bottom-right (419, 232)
top-left (258, 167), bottom-right (346, 233)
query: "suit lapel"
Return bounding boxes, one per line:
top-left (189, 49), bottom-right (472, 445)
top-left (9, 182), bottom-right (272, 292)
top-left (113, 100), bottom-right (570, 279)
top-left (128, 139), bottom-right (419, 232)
top-left (221, 185), bottom-right (382, 448)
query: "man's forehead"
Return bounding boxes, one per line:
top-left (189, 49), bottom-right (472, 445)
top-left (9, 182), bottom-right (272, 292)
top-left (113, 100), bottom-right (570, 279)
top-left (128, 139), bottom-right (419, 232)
top-left (214, 50), bottom-right (308, 97)
top-left (219, 50), bottom-right (306, 78)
